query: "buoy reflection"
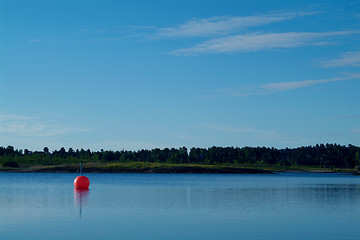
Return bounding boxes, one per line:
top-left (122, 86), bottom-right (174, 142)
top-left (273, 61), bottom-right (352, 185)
top-left (74, 189), bottom-right (89, 218)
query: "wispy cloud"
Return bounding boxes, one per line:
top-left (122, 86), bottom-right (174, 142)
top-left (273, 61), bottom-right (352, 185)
top-left (352, 129), bottom-right (360, 134)
top-left (0, 113), bottom-right (89, 137)
top-left (202, 122), bottom-right (277, 135)
top-left (0, 113), bottom-right (35, 121)
top-left (171, 31), bottom-right (356, 55)
top-left (201, 122), bottom-right (299, 147)
top-left (322, 51), bottom-right (360, 67)
top-left (262, 77), bottom-right (349, 92)
top-left (201, 122), bottom-right (356, 148)
top-left (214, 74), bottom-right (360, 96)
top-left (157, 11), bottom-right (317, 38)
top-left (150, 9), bottom-right (360, 56)
top-left (27, 38), bottom-right (58, 43)
top-left (71, 10), bottom-right (320, 44)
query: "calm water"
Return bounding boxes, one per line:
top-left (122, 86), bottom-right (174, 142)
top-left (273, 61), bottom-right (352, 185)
top-left (1, 172), bottom-right (360, 240)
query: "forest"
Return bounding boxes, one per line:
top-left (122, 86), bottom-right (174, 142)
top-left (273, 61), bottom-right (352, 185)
top-left (1, 144), bottom-right (360, 169)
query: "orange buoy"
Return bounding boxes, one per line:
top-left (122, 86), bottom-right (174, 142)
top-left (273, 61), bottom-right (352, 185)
top-left (74, 176), bottom-right (90, 189)
top-left (74, 162), bottom-right (90, 189)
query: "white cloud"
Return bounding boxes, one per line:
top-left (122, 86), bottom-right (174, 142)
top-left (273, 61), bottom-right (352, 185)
top-left (261, 77), bottom-right (348, 92)
top-left (0, 113), bottom-right (35, 121)
top-left (202, 122), bottom-right (276, 135)
top-left (157, 11), bottom-right (318, 38)
top-left (322, 51), bottom-right (360, 67)
top-left (27, 38), bottom-right (58, 43)
top-left (352, 129), bottom-right (360, 134)
top-left (72, 10), bottom-right (320, 42)
top-left (214, 74), bottom-right (360, 96)
top-left (200, 122), bottom-right (301, 147)
top-left (0, 113), bottom-right (89, 137)
top-left (171, 31), bottom-right (356, 55)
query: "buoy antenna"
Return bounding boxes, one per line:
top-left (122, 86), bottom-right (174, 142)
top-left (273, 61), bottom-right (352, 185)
top-left (80, 162), bottom-right (83, 176)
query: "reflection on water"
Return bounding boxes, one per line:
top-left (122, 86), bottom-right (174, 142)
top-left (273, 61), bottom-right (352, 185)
top-left (74, 189), bottom-right (89, 218)
top-left (0, 173), bottom-right (360, 240)
top-left (90, 183), bottom-right (360, 216)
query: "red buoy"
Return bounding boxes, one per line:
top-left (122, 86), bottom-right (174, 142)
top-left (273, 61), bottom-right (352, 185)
top-left (74, 162), bottom-right (90, 190)
top-left (74, 176), bottom-right (90, 189)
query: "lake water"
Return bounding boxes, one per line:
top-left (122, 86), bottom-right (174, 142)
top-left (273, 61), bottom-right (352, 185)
top-left (1, 172), bottom-right (360, 240)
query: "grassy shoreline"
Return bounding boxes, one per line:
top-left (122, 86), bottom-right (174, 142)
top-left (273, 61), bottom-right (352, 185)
top-left (0, 162), bottom-right (358, 174)
top-left (0, 162), bottom-right (271, 174)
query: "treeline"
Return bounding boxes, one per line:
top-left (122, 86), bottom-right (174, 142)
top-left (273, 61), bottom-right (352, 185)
top-left (1, 144), bottom-right (360, 168)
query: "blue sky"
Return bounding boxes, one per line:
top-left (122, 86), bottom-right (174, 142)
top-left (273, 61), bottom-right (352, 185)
top-left (0, 0), bottom-right (359, 151)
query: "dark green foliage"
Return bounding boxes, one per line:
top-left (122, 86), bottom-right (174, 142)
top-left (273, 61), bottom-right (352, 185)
top-left (0, 144), bottom-right (359, 169)
top-left (3, 160), bottom-right (20, 168)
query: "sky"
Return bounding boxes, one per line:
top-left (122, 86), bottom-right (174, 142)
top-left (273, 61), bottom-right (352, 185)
top-left (0, 0), bottom-right (359, 152)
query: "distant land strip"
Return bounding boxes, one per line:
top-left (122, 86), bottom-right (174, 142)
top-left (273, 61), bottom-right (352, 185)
top-left (1, 144), bottom-right (359, 174)
top-left (0, 163), bottom-right (273, 174)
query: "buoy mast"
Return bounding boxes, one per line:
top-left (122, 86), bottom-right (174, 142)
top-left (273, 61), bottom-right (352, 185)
top-left (80, 162), bottom-right (83, 176)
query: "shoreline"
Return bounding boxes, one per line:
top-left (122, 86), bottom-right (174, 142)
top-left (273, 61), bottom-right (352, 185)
top-left (0, 164), bottom-right (273, 174)
top-left (1, 161), bottom-right (359, 175)
top-left (1, 163), bottom-right (358, 174)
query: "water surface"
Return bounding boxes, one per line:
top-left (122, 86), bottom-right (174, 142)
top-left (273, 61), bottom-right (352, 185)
top-left (1, 173), bottom-right (359, 240)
